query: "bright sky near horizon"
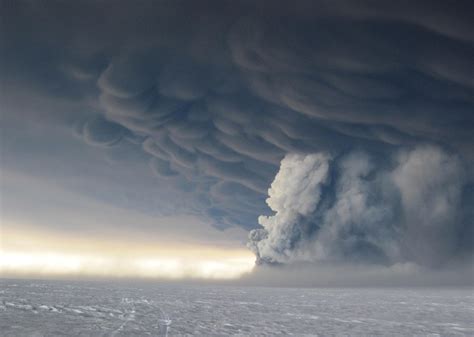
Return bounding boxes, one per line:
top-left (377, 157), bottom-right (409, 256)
top-left (0, 227), bottom-right (254, 279)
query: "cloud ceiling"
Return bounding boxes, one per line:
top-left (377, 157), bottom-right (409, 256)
top-left (1, 0), bottom-right (473, 268)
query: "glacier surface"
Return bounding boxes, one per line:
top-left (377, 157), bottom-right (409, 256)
top-left (0, 279), bottom-right (473, 336)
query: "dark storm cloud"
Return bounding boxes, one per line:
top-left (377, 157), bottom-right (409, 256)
top-left (81, 116), bottom-right (129, 147)
top-left (1, 0), bottom-right (473, 271)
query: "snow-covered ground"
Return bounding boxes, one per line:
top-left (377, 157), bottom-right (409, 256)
top-left (0, 279), bottom-right (472, 336)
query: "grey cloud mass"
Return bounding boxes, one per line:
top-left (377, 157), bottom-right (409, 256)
top-left (1, 0), bottom-right (473, 274)
top-left (249, 147), bottom-right (468, 268)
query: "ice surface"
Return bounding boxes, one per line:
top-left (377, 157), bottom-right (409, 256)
top-left (0, 279), bottom-right (472, 336)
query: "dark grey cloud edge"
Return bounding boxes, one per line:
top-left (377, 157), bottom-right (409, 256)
top-left (1, 0), bottom-right (473, 270)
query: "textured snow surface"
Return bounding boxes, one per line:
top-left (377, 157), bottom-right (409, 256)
top-left (0, 279), bottom-right (473, 336)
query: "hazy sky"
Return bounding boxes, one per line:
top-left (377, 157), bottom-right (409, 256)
top-left (1, 0), bottom-right (473, 284)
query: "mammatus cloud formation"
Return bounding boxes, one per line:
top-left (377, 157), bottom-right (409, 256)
top-left (1, 0), bottom-right (473, 275)
top-left (249, 146), bottom-right (467, 268)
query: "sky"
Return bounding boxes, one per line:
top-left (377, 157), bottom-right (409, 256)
top-left (0, 0), bottom-right (473, 285)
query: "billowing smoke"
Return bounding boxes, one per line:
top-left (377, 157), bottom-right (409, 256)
top-left (249, 146), bottom-right (467, 268)
top-left (2, 0), bottom-right (473, 271)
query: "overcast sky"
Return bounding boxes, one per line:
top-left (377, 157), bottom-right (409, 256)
top-left (1, 0), bottom-right (473, 284)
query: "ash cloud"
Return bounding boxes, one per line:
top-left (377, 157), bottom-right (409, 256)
top-left (249, 146), bottom-right (469, 268)
top-left (1, 0), bottom-right (473, 274)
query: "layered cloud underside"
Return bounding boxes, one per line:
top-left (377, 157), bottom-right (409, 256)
top-left (2, 0), bottom-right (473, 266)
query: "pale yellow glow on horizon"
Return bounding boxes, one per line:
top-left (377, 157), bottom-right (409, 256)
top-left (0, 251), bottom-right (254, 279)
top-left (0, 227), bottom-right (255, 279)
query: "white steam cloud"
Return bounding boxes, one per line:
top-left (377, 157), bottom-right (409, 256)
top-left (248, 153), bottom-right (331, 263)
top-left (248, 146), bottom-right (466, 268)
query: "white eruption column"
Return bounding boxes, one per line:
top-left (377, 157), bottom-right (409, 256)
top-left (248, 146), bottom-right (466, 268)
